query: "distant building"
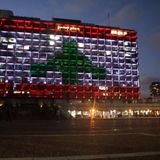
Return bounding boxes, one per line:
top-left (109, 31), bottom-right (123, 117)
top-left (150, 82), bottom-right (160, 97)
top-left (0, 9), bottom-right (139, 100)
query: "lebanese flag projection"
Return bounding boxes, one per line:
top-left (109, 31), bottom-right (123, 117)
top-left (0, 18), bottom-right (139, 100)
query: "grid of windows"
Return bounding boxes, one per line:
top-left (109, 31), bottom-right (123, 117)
top-left (0, 17), bottom-right (139, 99)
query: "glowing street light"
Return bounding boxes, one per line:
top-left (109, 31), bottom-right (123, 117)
top-left (91, 95), bottom-right (97, 119)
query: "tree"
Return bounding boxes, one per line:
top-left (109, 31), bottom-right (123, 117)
top-left (31, 41), bottom-right (106, 84)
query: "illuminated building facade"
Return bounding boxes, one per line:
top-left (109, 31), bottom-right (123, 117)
top-left (150, 82), bottom-right (160, 97)
top-left (0, 10), bottom-right (140, 100)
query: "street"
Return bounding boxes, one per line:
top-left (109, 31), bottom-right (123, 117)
top-left (0, 118), bottom-right (160, 159)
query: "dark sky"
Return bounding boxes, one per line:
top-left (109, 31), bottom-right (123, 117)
top-left (0, 0), bottom-right (160, 97)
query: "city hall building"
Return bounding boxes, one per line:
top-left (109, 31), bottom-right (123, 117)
top-left (0, 10), bottom-right (139, 100)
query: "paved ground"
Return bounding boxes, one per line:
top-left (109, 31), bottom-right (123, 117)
top-left (0, 118), bottom-right (160, 159)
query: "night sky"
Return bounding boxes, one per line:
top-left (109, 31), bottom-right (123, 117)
top-left (0, 0), bottom-right (160, 97)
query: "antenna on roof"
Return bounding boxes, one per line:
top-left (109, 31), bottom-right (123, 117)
top-left (104, 10), bottom-right (111, 26)
top-left (107, 12), bottom-right (111, 26)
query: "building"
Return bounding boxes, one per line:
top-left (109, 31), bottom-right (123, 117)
top-left (0, 10), bottom-right (139, 100)
top-left (150, 82), bottom-right (160, 97)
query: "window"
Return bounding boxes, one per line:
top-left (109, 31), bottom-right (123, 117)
top-left (120, 76), bottom-right (125, 80)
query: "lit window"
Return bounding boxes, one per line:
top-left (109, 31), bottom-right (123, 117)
top-left (49, 35), bottom-right (60, 40)
top-left (78, 43), bottom-right (84, 48)
top-left (106, 51), bottom-right (111, 55)
top-left (24, 45), bottom-right (30, 50)
top-left (7, 44), bottom-right (14, 49)
top-left (49, 40), bottom-right (55, 45)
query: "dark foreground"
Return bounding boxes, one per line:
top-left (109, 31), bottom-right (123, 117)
top-left (0, 118), bottom-right (160, 159)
